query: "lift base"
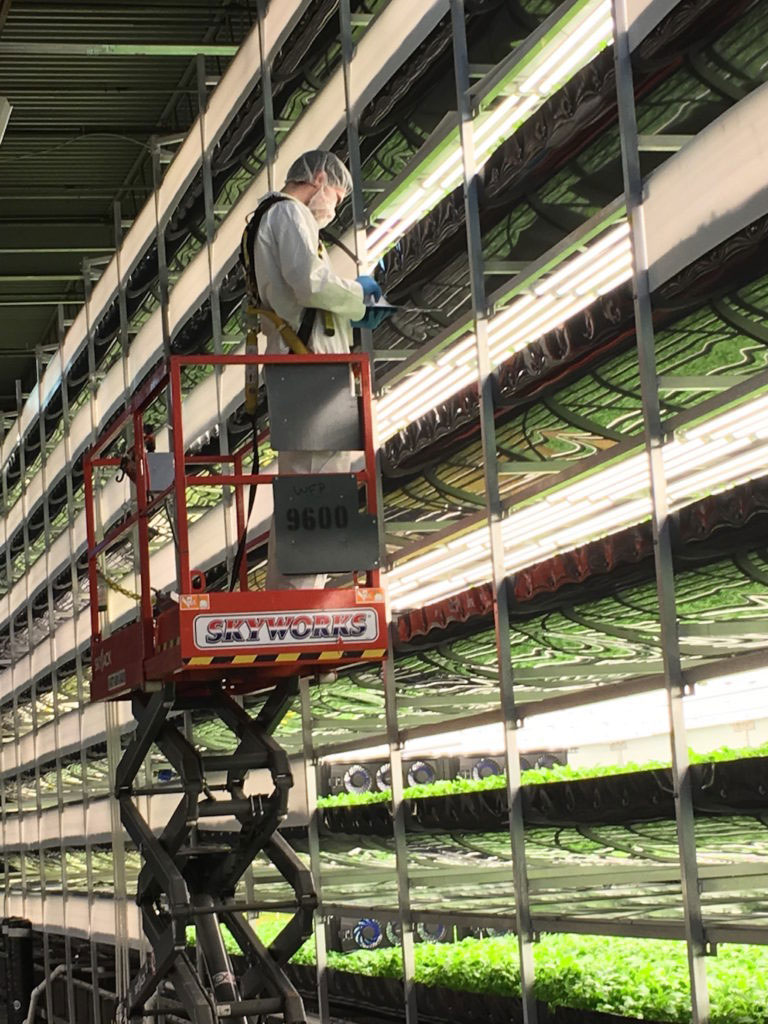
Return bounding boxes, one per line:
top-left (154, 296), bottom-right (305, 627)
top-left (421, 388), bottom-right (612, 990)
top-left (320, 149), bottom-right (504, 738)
top-left (115, 677), bottom-right (314, 1024)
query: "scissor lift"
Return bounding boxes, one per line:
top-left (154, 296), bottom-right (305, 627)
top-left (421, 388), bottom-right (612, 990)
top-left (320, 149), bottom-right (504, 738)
top-left (84, 353), bottom-right (386, 1023)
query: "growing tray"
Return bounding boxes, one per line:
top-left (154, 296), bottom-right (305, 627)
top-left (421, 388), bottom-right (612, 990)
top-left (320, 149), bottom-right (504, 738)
top-left (320, 756), bottom-right (768, 835)
top-left (287, 963), bottom-right (662, 1024)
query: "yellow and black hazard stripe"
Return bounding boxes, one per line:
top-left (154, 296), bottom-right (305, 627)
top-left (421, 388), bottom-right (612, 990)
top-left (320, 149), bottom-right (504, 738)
top-left (186, 649), bottom-right (385, 668)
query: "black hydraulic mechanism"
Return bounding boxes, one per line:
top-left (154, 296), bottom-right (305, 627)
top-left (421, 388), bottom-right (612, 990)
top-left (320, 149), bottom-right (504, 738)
top-left (114, 677), bottom-right (315, 1024)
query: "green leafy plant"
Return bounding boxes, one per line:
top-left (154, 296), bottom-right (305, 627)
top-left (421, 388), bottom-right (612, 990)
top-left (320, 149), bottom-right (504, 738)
top-left (317, 741), bottom-right (768, 809)
top-left (187, 913), bottom-right (315, 961)
top-left (184, 898), bottom-right (768, 1020)
top-left (297, 933), bottom-right (768, 1023)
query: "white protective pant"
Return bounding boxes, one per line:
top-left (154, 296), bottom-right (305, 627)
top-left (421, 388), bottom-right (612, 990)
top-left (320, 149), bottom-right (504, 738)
top-left (266, 448), bottom-right (353, 589)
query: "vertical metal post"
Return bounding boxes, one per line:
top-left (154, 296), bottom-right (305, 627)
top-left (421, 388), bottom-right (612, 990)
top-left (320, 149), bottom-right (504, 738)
top-left (0, 416), bottom-right (11, 926)
top-left (151, 140), bottom-right (183, 591)
top-left (611, 3), bottom-right (710, 1022)
top-left (339, 2), bottom-right (417, 1021)
top-left (35, 348), bottom-right (61, 1024)
top-left (339, 0), bottom-right (367, 269)
top-left (17, 379), bottom-right (47, 979)
top-left (256, 0), bottom-right (276, 192)
top-left (299, 678), bottom-right (330, 1024)
top-left (449, 2), bottom-right (538, 1019)
top-left (151, 143), bottom-right (173, 366)
top-left (53, 310), bottom-right (80, 1022)
top-left (1, 414), bottom-right (21, 943)
top-left (112, 202), bottom-right (143, 612)
top-left (170, 364), bottom-right (192, 591)
top-left (196, 55), bottom-right (234, 579)
top-left (381, 626), bottom-right (418, 1024)
top-left (110, 207), bottom-right (159, 1017)
top-left (13, 380), bottom-right (34, 928)
top-left (80, 265), bottom-right (106, 1024)
top-left (113, 202), bottom-right (131, 367)
top-left (101, 210), bottom-right (133, 1005)
top-left (196, 55), bottom-right (223, 358)
top-left (1, 406), bottom-right (28, 930)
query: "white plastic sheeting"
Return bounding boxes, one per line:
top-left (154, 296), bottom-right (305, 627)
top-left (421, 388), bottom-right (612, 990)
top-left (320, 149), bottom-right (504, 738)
top-left (4, 892), bottom-right (143, 946)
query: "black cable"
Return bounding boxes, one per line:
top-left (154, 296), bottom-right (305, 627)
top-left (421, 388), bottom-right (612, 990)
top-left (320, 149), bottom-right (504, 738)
top-left (229, 419), bottom-right (260, 591)
top-left (164, 499), bottom-right (181, 554)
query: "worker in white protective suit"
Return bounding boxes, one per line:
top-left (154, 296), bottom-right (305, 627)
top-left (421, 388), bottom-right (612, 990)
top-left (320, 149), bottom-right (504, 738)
top-left (244, 149), bottom-right (390, 589)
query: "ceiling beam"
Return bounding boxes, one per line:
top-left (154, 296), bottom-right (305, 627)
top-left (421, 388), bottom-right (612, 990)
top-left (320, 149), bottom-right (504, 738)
top-left (0, 246), bottom-right (113, 254)
top-left (0, 299), bottom-right (72, 306)
top-left (0, 193), bottom-right (150, 201)
top-left (3, 127), bottom-right (161, 136)
top-left (0, 88), bottom-right (198, 96)
top-left (117, 12), bottom-right (225, 200)
top-left (0, 274), bottom-right (83, 281)
top-left (0, 218), bottom-right (111, 226)
top-left (0, 41), bottom-right (238, 57)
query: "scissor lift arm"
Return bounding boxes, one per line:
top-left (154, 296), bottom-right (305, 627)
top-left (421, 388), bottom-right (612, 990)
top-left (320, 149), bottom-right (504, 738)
top-left (115, 680), bottom-right (312, 1024)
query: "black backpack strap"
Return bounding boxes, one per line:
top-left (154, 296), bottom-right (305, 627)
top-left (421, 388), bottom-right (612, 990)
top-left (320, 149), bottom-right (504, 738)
top-left (241, 194), bottom-right (322, 350)
top-left (297, 307), bottom-right (317, 346)
top-left (240, 194), bottom-right (287, 301)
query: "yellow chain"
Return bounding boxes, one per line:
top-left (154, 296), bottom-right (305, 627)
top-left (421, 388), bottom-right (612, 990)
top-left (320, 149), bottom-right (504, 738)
top-left (96, 565), bottom-right (141, 602)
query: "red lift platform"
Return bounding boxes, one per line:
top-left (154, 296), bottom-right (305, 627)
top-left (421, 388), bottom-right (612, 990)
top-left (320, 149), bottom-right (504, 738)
top-left (84, 352), bottom-right (387, 702)
top-left (83, 352), bottom-right (387, 1024)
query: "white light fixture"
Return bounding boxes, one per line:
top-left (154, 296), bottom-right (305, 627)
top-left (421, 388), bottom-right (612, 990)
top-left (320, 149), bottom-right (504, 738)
top-left (386, 388), bottom-right (768, 610)
top-left (321, 675), bottom-right (768, 764)
top-left (376, 221), bottom-right (632, 439)
top-left (366, 0), bottom-right (613, 263)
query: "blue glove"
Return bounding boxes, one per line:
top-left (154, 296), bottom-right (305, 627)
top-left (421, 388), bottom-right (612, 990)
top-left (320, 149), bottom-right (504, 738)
top-left (356, 275), bottom-right (382, 302)
top-left (351, 306), bottom-right (395, 330)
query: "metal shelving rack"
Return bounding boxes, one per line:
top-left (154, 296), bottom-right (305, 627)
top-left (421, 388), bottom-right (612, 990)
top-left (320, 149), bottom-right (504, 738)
top-left (0, 1), bottom-right (767, 1023)
top-left (298, 3), bottom-right (768, 1024)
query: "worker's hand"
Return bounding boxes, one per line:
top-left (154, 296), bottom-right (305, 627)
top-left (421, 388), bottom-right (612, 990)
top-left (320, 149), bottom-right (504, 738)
top-left (351, 306), bottom-right (395, 330)
top-left (356, 275), bottom-right (382, 302)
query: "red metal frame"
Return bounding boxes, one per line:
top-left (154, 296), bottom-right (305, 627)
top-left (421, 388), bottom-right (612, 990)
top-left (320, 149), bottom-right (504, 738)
top-left (85, 353), bottom-right (386, 702)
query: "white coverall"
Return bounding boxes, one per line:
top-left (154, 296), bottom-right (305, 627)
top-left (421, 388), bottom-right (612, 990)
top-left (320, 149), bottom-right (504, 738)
top-left (253, 192), bottom-right (366, 589)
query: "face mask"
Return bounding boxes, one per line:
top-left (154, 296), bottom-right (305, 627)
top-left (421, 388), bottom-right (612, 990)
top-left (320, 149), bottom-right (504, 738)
top-left (307, 185), bottom-right (338, 228)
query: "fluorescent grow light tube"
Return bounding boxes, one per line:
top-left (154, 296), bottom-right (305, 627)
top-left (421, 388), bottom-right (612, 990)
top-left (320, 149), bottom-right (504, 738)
top-left (376, 221), bottom-right (632, 439)
top-left (321, 675), bottom-right (768, 763)
top-left (366, 0), bottom-right (613, 263)
top-left (386, 387), bottom-right (768, 610)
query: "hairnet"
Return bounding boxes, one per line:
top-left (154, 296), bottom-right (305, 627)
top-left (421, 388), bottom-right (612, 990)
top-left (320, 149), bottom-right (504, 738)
top-left (285, 150), bottom-right (353, 196)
